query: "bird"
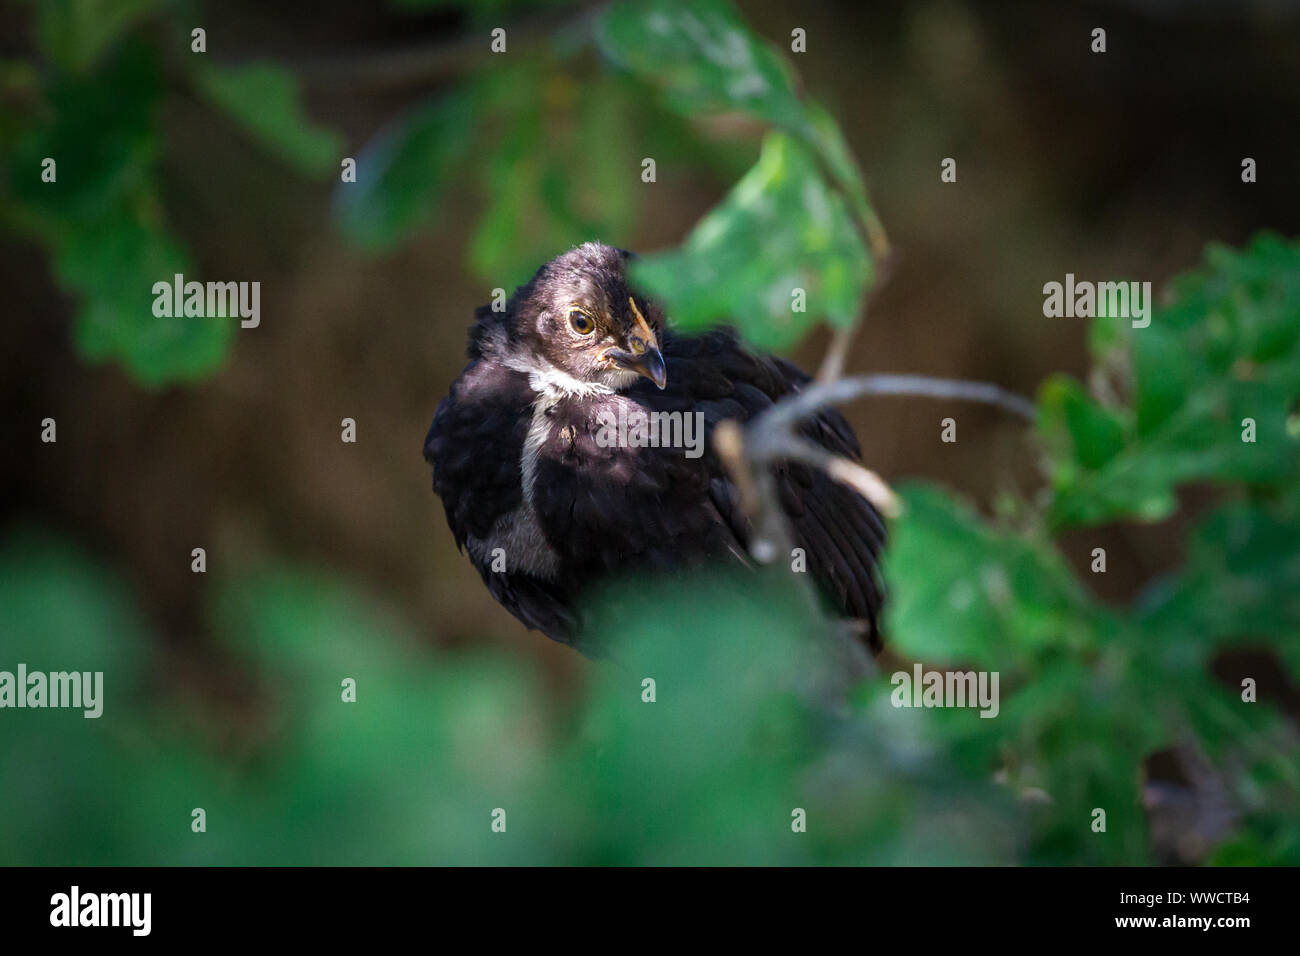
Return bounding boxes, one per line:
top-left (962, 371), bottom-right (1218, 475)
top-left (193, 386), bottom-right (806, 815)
top-left (424, 242), bottom-right (886, 657)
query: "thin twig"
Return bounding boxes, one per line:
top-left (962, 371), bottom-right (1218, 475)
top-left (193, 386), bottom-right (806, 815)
top-left (764, 373), bottom-right (1037, 433)
top-left (815, 323), bottom-right (856, 385)
top-left (719, 373), bottom-right (1037, 552)
top-left (815, 250), bottom-right (895, 383)
top-left (284, 7), bottom-right (603, 91)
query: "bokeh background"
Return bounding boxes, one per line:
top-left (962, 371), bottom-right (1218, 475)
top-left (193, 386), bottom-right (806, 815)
top-left (1, 0), bottom-right (1298, 865)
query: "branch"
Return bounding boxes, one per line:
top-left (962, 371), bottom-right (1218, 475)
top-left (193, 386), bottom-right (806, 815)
top-left (815, 249), bottom-right (895, 383)
top-left (764, 373), bottom-right (1037, 434)
top-left (283, 7), bottom-right (603, 91)
top-left (719, 373), bottom-right (1037, 555)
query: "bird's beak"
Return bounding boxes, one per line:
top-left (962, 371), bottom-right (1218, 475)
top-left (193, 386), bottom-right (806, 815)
top-left (608, 346), bottom-right (667, 389)
top-left (613, 295), bottom-right (668, 388)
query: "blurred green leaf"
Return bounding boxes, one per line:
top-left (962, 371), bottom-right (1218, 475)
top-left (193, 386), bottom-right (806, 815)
top-left (1209, 814), bottom-right (1300, 866)
top-left (33, 0), bottom-right (159, 73)
top-left (0, 529), bottom-right (158, 866)
top-left (203, 565), bottom-right (555, 865)
top-left (631, 132), bottom-right (870, 348)
top-left (6, 43), bottom-right (235, 384)
top-left (53, 202), bottom-right (234, 385)
top-left (0, 540), bottom-right (1017, 865)
top-left (1140, 496), bottom-right (1300, 678)
top-left (547, 570), bottom-right (1017, 865)
top-left (1038, 377), bottom-right (1127, 472)
top-left (194, 62), bottom-right (342, 177)
top-left (468, 66), bottom-right (646, 287)
top-left (804, 100), bottom-right (877, 228)
top-left (9, 40), bottom-right (160, 222)
top-left (885, 484), bottom-right (1103, 670)
top-left (334, 91), bottom-right (478, 251)
top-left (880, 484), bottom-right (1259, 864)
top-left (0, 527), bottom-right (151, 682)
top-left (880, 427), bottom-right (1300, 863)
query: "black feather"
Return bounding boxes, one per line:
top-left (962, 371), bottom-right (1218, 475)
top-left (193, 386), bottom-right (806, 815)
top-left (425, 243), bottom-right (886, 653)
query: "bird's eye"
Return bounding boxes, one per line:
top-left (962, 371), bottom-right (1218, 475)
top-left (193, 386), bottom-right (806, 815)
top-left (568, 308), bottom-right (595, 335)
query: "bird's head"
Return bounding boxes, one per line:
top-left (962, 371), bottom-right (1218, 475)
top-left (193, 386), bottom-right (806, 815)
top-left (506, 243), bottom-right (667, 391)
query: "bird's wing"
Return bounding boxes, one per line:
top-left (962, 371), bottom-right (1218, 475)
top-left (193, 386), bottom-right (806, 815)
top-left (424, 359), bottom-right (533, 548)
top-left (425, 358), bottom-right (587, 645)
top-left (481, 568), bottom-right (578, 647)
top-left (530, 329), bottom-right (886, 645)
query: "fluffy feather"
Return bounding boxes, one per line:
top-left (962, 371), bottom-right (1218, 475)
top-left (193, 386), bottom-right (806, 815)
top-left (424, 243), bottom-right (885, 655)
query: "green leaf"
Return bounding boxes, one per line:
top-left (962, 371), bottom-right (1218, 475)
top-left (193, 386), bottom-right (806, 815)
top-left (884, 483), bottom-right (1102, 670)
top-left (598, 0), bottom-right (876, 241)
top-left (0, 528), bottom-right (162, 866)
top-left (0, 527), bottom-right (151, 682)
top-left (194, 62), bottom-right (342, 177)
top-left (334, 91), bottom-right (478, 251)
top-left (8, 39), bottom-right (161, 223)
top-left (467, 67), bottom-right (646, 287)
top-left (598, 4), bottom-right (879, 346)
top-left (6, 42), bottom-right (234, 385)
top-left (631, 132), bottom-right (870, 348)
top-left (561, 570), bottom-right (1016, 865)
top-left (1042, 233), bottom-right (1300, 528)
top-left (598, 0), bottom-right (811, 137)
top-left (33, 0), bottom-right (159, 73)
top-left (54, 202), bottom-right (234, 385)
top-left (881, 484), bottom-right (1163, 862)
top-left (1141, 497), bottom-right (1300, 677)
top-left (1038, 375), bottom-right (1127, 470)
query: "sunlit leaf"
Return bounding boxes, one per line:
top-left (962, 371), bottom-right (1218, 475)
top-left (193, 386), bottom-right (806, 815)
top-left (598, 0), bottom-right (811, 138)
top-left (884, 484), bottom-right (1102, 670)
top-left (598, 0), bottom-right (876, 236)
top-left (1042, 233), bottom-right (1300, 527)
top-left (632, 132), bottom-right (870, 348)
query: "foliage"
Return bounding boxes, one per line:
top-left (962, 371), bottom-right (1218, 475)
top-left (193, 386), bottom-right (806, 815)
top-left (882, 237), bottom-right (1300, 863)
top-left (4, 0), bottom-right (882, 379)
top-left (333, 89), bottom-right (480, 252)
top-left (2, 0), bottom-right (1297, 865)
top-left (598, 0), bottom-right (882, 346)
top-left (0, 533), bottom-right (1017, 865)
top-left (3, 0), bottom-right (340, 385)
top-left (333, 42), bottom-right (720, 292)
top-left (631, 131), bottom-right (870, 348)
top-left (192, 63), bottom-right (342, 177)
top-left (1039, 233), bottom-right (1300, 527)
